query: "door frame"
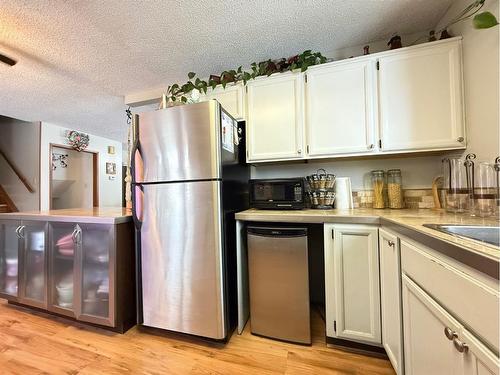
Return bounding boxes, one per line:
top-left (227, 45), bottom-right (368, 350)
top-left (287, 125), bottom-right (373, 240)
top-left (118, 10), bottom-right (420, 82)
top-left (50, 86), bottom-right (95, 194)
top-left (49, 144), bottom-right (99, 209)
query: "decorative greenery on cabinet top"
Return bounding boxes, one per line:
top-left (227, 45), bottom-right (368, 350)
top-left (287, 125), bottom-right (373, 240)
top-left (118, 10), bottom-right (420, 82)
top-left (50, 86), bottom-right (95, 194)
top-left (166, 50), bottom-right (327, 104)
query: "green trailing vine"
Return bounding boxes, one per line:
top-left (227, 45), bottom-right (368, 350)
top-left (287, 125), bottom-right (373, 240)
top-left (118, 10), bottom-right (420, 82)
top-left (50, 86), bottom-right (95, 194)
top-left (166, 50), bottom-right (328, 103)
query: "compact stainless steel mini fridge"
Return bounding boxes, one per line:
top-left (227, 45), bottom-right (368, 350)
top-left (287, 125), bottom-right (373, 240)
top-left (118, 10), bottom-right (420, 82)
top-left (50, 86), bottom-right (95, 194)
top-left (131, 101), bottom-right (249, 340)
top-left (247, 226), bottom-right (311, 344)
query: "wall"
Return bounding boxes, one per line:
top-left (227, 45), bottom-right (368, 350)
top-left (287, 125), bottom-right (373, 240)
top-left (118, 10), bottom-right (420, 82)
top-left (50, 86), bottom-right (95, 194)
top-left (0, 116), bottom-right (40, 211)
top-left (40, 123), bottom-right (122, 210)
top-left (252, 8), bottom-right (500, 189)
top-left (51, 147), bottom-right (94, 209)
top-left (435, 0), bottom-right (499, 162)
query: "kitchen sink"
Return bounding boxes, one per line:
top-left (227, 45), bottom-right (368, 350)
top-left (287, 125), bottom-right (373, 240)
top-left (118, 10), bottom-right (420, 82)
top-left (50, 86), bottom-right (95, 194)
top-left (423, 224), bottom-right (500, 247)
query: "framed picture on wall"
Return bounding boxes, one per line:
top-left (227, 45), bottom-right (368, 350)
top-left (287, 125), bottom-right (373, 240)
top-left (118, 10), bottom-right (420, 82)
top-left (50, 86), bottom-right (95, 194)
top-left (106, 162), bottom-right (116, 175)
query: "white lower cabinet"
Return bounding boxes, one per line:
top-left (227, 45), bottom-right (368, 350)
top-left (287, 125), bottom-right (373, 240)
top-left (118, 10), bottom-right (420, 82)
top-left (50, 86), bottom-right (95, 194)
top-left (324, 224), bottom-right (381, 345)
top-left (402, 274), bottom-right (500, 375)
top-left (379, 228), bottom-right (404, 374)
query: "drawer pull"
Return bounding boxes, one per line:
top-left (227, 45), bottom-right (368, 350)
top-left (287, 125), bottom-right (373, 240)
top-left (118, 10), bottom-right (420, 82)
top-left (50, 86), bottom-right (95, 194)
top-left (453, 338), bottom-right (469, 353)
top-left (444, 327), bottom-right (458, 340)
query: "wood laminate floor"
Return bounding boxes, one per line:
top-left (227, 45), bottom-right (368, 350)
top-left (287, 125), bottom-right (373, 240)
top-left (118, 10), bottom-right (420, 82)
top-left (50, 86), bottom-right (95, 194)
top-left (0, 299), bottom-right (395, 374)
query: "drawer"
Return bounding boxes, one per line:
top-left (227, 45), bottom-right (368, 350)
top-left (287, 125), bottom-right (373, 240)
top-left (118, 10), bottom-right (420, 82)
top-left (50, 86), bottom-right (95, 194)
top-left (401, 239), bottom-right (499, 352)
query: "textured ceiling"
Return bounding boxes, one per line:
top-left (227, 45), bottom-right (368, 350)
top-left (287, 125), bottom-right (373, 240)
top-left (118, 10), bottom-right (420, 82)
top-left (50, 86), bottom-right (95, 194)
top-left (0, 0), bottom-right (454, 142)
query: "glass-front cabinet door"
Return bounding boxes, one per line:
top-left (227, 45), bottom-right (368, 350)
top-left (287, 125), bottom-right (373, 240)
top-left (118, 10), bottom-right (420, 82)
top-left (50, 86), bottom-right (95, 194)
top-left (20, 221), bottom-right (47, 308)
top-left (48, 222), bottom-right (78, 317)
top-left (77, 223), bottom-right (114, 327)
top-left (0, 220), bottom-right (21, 300)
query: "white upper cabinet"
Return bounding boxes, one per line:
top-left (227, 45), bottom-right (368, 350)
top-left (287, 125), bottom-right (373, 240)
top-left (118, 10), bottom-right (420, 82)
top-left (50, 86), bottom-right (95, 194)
top-left (246, 72), bottom-right (304, 162)
top-left (199, 83), bottom-right (245, 120)
top-left (305, 59), bottom-right (376, 157)
top-left (324, 224), bottom-right (381, 345)
top-left (378, 38), bottom-right (465, 152)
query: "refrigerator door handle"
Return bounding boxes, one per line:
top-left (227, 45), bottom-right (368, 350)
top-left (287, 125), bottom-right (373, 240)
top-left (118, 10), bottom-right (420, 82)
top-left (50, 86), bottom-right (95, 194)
top-left (131, 140), bottom-right (144, 230)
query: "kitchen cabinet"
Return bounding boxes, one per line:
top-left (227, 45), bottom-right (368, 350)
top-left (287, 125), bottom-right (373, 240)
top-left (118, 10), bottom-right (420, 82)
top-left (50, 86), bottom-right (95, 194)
top-left (20, 220), bottom-right (48, 309)
top-left (402, 274), bottom-right (499, 375)
top-left (402, 274), bottom-right (463, 375)
top-left (243, 37), bottom-right (465, 163)
top-left (378, 38), bottom-right (465, 152)
top-left (199, 82), bottom-right (245, 120)
top-left (0, 219), bottom-right (21, 299)
top-left (324, 224), bottom-right (381, 345)
top-left (246, 72), bottom-right (304, 162)
top-left (305, 58), bottom-right (377, 157)
top-left (379, 228), bottom-right (404, 375)
top-left (0, 213), bottom-right (135, 332)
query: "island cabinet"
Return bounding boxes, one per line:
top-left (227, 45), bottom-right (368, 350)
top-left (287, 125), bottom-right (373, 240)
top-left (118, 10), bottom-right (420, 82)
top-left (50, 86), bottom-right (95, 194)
top-left (0, 212), bottom-right (135, 332)
top-left (324, 224), bottom-right (381, 346)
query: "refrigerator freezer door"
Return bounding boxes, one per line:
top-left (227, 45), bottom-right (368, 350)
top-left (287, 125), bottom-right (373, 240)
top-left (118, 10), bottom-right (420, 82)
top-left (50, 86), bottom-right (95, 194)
top-left (137, 101), bottom-right (222, 183)
top-left (140, 181), bottom-right (226, 339)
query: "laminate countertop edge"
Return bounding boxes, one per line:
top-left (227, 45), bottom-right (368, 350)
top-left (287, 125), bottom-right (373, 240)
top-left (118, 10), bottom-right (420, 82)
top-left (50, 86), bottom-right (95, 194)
top-left (235, 209), bottom-right (500, 280)
top-left (0, 208), bottom-right (132, 225)
top-left (379, 217), bottom-right (499, 280)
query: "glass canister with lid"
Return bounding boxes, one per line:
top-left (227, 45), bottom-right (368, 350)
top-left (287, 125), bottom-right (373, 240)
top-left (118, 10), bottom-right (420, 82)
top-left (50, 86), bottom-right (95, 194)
top-left (371, 170), bottom-right (386, 208)
top-left (387, 169), bottom-right (404, 208)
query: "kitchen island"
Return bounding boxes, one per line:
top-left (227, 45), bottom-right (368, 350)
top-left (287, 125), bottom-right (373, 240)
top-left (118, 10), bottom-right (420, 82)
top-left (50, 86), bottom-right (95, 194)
top-left (0, 208), bottom-right (135, 332)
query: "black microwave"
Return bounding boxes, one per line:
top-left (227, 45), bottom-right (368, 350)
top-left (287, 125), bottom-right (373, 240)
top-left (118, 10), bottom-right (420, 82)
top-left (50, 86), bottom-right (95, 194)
top-left (249, 178), bottom-right (305, 210)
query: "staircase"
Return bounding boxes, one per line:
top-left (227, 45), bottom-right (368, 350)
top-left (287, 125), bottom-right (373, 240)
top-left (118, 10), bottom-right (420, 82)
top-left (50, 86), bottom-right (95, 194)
top-left (0, 185), bottom-right (17, 213)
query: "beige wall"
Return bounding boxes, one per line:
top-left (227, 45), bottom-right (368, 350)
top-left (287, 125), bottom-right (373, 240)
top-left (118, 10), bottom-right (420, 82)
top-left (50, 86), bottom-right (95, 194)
top-left (0, 116), bottom-right (40, 211)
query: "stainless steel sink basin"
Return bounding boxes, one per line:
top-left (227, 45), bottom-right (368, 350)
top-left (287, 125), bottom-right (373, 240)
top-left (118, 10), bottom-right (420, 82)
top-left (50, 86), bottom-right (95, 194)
top-left (423, 224), bottom-right (500, 247)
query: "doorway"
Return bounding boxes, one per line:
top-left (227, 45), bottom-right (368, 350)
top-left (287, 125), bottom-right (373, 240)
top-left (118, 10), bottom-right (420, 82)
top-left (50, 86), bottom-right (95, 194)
top-left (49, 144), bottom-right (98, 209)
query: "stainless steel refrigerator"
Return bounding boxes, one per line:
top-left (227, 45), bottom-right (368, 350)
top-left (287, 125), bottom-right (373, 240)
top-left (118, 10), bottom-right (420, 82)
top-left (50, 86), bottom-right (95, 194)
top-left (131, 100), bottom-right (249, 340)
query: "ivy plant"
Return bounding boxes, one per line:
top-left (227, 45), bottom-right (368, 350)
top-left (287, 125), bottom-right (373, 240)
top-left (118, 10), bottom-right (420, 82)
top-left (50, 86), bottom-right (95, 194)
top-left (166, 50), bottom-right (327, 104)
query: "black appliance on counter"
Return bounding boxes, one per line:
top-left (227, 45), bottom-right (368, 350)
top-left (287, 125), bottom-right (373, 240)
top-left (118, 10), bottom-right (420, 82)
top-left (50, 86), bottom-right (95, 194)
top-left (249, 178), bottom-right (305, 210)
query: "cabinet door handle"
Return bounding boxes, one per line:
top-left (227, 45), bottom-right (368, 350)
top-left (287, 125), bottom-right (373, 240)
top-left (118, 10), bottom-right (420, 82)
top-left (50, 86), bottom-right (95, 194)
top-left (453, 337), bottom-right (469, 353)
top-left (18, 225), bottom-right (25, 239)
top-left (368, 144), bottom-right (375, 149)
top-left (15, 226), bottom-right (22, 239)
top-left (71, 228), bottom-right (78, 243)
top-left (387, 240), bottom-right (395, 247)
top-left (457, 137), bottom-right (464, 143)
top-left (444, 327), bottom-right (458, 341)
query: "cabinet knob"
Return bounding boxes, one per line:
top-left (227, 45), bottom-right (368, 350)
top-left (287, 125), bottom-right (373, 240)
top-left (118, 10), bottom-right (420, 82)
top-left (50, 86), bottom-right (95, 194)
top-left (297, 149), bottom-right (302, 154)
top-left (368, 144), bottom-right (375, 149)
top-left (453, 338), bottom-right (469, 353)
top-left (444, 327), bottom-right (458, 341)
top-left (457, 137), bottom-right (464, 143)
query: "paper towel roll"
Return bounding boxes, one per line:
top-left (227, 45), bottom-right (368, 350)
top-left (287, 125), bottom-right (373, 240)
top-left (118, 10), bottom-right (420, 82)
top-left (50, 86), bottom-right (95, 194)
top-left (335, 177), bottom-right (353, 209)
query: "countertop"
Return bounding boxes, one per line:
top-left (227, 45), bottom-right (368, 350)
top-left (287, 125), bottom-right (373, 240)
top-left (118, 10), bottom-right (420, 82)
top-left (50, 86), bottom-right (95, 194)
top-left (236, 208), bottom-right (500, 279)
top-left (0, 207), bottom-right (133, 224)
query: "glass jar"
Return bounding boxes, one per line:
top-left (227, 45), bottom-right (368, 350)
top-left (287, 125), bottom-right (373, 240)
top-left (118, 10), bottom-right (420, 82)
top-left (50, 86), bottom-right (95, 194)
top-left (442, 158), bottom-right (470, 213)
top-left (387, 169), bottom-right (404, 208)
top-left (472, 162), bottom-right (497, 217)
top-left (371, 170), bottom-right (386, 209)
